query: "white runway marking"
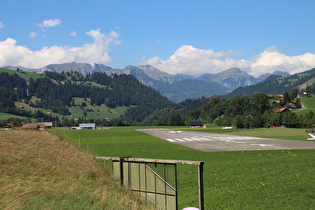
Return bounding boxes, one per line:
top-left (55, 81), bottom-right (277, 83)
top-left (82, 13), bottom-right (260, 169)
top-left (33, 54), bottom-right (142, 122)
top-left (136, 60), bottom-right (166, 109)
top-left (165, 136), bottom-right (254, 143)
top-left (183, 138), bottom-right (194, 141)
top-left (137, 129), bottom-right (168, 131)
top-left (250, 144), bottom-right (273, 147)
top-left (164, 134), bottom-right (275, 146)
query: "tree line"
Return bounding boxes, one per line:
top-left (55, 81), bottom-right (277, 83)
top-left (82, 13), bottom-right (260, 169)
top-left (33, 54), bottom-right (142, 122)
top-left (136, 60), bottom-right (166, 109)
top-left (140, 89), bottom-right (315, 129)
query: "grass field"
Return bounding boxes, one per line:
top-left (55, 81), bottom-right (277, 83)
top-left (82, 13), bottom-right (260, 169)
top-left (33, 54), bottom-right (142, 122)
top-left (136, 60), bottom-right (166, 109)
top-left (58, 127), bottom-right (315, 209)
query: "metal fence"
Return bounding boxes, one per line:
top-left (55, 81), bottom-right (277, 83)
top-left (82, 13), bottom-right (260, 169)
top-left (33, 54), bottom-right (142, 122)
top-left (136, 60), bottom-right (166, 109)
top-left (96, 156), bottom-right (204, 210)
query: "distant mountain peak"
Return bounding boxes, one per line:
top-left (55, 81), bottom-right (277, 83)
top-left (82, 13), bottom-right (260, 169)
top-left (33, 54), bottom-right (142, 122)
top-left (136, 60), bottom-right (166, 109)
top-left (198, 68), bottom-right (259, 91)
top-left (273, 70), bottom-right (290, 76)
top-left (258, 70), bottom-right (290, 81)
top-left (136, 65), bottom-right (182, 83)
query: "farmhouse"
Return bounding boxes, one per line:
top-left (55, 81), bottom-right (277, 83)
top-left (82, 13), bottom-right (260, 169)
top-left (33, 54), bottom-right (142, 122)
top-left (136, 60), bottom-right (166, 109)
top-left (79, 123), bottom-right (96, 129)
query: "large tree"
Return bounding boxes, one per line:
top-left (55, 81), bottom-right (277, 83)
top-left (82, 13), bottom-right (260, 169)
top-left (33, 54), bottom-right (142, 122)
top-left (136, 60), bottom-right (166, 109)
top-left (252, 93), bottom-right (271, 115)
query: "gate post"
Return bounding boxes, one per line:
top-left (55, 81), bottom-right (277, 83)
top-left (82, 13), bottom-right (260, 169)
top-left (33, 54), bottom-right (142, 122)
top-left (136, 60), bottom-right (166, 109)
top-left (119, 157), bottom-right (124, 186)
top-left (198, 162), bottom-right (205, 210)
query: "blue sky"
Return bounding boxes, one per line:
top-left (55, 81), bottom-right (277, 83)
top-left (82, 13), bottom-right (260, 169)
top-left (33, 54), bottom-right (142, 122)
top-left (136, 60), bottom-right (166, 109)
top-left (0, 0), bottom-right (315, 77)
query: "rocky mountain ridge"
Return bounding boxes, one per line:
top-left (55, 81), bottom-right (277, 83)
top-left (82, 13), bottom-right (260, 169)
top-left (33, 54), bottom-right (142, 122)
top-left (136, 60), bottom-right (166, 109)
top-left (3, 62), bottom-right (290, 102)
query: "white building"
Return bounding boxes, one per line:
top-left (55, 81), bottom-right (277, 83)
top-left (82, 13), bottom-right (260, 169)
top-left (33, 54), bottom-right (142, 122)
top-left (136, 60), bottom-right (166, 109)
top-left (79, 123), bottom-right (96, 129)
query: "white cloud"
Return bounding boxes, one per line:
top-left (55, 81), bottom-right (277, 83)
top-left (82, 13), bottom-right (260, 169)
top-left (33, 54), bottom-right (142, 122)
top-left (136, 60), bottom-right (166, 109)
top-left (70, 31), bottom-right (77, 37)
top-left (29, 32), bottom-right (37, 39)
top-left (0, 29), bottom-right (120, 68)
top-left (249, 48), bottom-right (315, 76)
top-left (140, 45), bottom-right (315, 77)
top-left (37, 19), bottom-right (62, 27)
top-left (0, 22), bottom-right (4, 29)
top-left (140, 45), bottom-right (249, 76)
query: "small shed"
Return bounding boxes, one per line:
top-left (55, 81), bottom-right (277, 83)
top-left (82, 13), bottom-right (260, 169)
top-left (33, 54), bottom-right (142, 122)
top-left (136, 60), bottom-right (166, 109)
top-left (41, 122), bottom-right (52, 129)
top-left (79, 123), bottom-right (96, 129)
top-left (189, 121), bottom-right (203, 128)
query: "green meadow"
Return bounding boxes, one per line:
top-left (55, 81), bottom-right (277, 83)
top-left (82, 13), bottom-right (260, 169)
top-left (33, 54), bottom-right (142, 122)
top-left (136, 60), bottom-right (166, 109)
top-left (60, 127), bottom-right (315, 209)
top-left (0, 68), bottom-right (44, 82)
top-left (0, 112), bottom-right (25, 120)
top-left (302, 96), bottom-right (315, 111)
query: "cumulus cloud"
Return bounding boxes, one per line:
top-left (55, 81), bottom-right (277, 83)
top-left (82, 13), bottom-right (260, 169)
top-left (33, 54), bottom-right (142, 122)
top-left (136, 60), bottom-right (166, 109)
top-left (0, 29), bottom-right (121, 68)
top-left (247, 46), bottom-right (315, 76)
top-left (70, 31), bottom-right (77, 37)
top-left (140, 45), bottom-right (249, 76)
top-left (29, 32), bottom-right (37, 39)
top-left (140, 45), bottom-right (315, 77)
top-left (0, 22), bottom-right (4, 29)
top-left (37, 19), bottom-right (62, 27)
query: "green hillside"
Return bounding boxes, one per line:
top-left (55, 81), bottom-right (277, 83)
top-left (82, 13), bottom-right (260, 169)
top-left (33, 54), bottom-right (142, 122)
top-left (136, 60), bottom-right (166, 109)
top-left (0, 68), bottom-right (44, 82)
top-left (301, 96), bottom-right (315, 110)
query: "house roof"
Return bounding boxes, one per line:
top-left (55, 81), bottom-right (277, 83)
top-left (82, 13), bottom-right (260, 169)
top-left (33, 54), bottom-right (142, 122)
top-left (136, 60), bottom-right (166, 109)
top-left (274, 108), bottom-right (289, 113)
top-left (189, 121), bottom-right (203, 125)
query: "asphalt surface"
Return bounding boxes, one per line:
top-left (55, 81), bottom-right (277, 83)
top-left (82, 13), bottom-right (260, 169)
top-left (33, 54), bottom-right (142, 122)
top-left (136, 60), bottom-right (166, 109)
top-left (137, 129), bottom-right (315, 152)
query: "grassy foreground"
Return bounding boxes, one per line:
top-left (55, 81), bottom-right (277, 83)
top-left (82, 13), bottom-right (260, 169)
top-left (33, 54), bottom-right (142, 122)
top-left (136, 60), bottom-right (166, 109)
top-left (62, 127), bottom-right (315, 209)
top-left (0, 130), bottom-right (154, 210)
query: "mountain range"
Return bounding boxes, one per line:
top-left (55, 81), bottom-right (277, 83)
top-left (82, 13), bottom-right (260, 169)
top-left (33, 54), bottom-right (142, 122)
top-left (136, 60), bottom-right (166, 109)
top-left (4, 63), bottom-right (290, 102)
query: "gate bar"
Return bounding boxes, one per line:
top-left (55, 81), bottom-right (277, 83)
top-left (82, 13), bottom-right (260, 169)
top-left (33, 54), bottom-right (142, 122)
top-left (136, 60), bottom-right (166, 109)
top-left (96, 156), bottom-right (203, 166)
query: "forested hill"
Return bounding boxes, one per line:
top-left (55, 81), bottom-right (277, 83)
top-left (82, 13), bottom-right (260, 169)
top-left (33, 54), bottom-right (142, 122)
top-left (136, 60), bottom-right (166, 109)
top-left (0, 69), bottom-right (172, 123)
top-left (224, 68), bottom-right (315, 98)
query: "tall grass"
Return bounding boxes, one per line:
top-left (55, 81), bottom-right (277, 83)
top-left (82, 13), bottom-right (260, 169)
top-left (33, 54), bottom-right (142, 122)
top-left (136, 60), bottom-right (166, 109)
top-left (0, 130), bottom-right (154, 209)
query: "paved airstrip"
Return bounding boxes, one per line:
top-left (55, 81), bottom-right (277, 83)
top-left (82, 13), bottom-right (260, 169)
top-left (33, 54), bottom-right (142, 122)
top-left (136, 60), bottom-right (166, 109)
top-left (136, 129), bottom-right (315, 152)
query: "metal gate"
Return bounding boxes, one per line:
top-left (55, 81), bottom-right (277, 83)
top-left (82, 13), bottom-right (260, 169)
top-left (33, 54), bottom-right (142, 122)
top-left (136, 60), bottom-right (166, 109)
top-left (96, 157), bottom-right (204, 210)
